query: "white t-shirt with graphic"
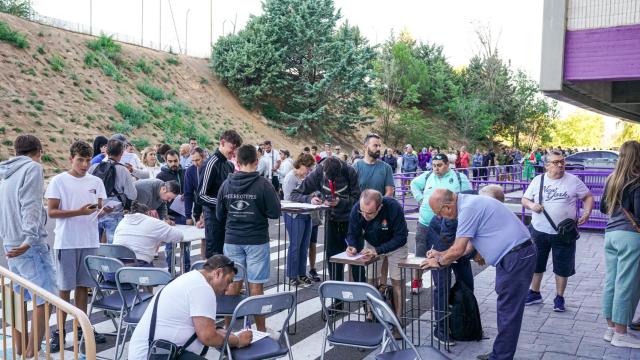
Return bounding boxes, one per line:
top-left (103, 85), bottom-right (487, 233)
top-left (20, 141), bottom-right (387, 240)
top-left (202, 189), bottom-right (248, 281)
top-left (45, 172), bottom-right (106, 249)
top-left (523, 173), bottom-right (590, 234)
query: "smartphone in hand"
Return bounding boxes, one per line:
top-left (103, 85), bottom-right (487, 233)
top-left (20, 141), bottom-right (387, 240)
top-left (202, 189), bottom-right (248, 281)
top-left (87, 204), bottom-right (99, 210)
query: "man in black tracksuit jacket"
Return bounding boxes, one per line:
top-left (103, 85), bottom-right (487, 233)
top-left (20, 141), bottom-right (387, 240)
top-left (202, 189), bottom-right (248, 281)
top-left (197, 130), bottom-right (242, 257)
top-left (290, 156), bottom-right (362, 281)
top-left (155, 149), bottom-right (187, 270)
top-left (216, 144), bottom-right (280, 332)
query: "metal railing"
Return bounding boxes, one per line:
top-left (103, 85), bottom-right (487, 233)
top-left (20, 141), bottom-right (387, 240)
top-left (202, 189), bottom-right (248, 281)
top-left (0, 266), bottom-right (96, 359)
top-left (393, 165), bottom-right (611, 230)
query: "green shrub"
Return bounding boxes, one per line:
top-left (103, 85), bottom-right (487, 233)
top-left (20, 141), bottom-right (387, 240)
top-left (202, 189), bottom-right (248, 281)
top-left (0, 21), bottom-right (29, 48)
top-left (199, 77), bottom-right (209, 85)
top-left (130, 138), bottom-right (150, 149)
top-left (146, 100), bottom-right (165, 118)
top-left (27, 98), bottom-right (44, 111)
top-left (21, 67), bottom-right (36, 76)
top-left (85, 35), bottom-right (125, 82)
top-left (0, 126), bottom-right (5, 134)
top-left (166, 56), bottom-right (180, 65)
top-left (84, 51), bottom-right (97, 66)
top-left (2, 139), bottom-right (12, 146)
top-left (87, 35), bottom-right (121, 58)
top-left (36, 45), bottom-right (45, 54)
top-left (166, 100), bottom-right (192, 116)
top-left (262, 102), bottom-right (280, 121)
top-left (112, 121), bottom-right (133, 134)
top-left (48, 54), bottom-right (64, 72)
top-left (34, 120), bottom-right (43, 126)
top-left (41, 154), bottom-right (54, 163)
top-left (114, 101), bottom-right (149, 128)
top-left (80, 88), bottom-right (96, 101)
top-left (135, 58), bottom-right (153, 75)
top-left (49, 136), bottom-right (56, 143)
top-left (136, 81), bottom-right (166, 101)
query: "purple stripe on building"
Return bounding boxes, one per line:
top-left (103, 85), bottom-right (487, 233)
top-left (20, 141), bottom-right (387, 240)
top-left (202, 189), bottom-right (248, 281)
top-left (564, 24), bottom-right (640, 81)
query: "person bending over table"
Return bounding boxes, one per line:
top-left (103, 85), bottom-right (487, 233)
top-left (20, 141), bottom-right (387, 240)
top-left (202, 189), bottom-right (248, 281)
top-left (421, 189), bottom-right (536, 360)
top-left (128, 255), bottom-right (252, 359)
top-left (113, 201), bottom-right (184, 266)
top-left (346, 190), bottom-right (408, 329)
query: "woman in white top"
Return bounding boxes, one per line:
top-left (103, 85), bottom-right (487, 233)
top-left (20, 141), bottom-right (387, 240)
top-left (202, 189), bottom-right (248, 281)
top-left (277, 149), bottom-right (294, 183)
top-left (282, 153), bottom-right (316, 286)
top-left (141, 147), bottom-right (162, 179)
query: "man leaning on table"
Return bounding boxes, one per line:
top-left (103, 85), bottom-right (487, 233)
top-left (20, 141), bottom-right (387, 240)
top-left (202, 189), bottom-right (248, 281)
top-left (346, 189), bottom-right (408, 326)
top-left (421, 189), bottom-right (536, 360)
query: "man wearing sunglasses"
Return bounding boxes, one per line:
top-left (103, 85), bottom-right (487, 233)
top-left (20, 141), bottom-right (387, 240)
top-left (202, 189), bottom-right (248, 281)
top-left (522, 150), bottom-right (593, 312)
top-left (129, 255), bottom-right (252, 359)
top-left (345, 190), bottom-right (408, 328)
top-left (409, 153), bottom-right (472, 294)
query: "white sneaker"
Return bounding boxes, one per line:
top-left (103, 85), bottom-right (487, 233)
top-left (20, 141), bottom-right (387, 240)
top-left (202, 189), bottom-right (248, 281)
top-left (604, 327), bottom-right (614, 342)
top-left (611, 332), bottom-right (640, 348)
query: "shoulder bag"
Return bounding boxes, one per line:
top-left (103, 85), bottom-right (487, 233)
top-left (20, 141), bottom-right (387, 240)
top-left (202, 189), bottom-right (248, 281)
top-left (538, 174), bottom-right (579, 244)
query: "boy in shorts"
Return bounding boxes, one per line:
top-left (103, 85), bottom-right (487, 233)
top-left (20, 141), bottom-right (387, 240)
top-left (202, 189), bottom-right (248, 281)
top-left (217, 144), bottom-right (281, 332)
top-left (0, 135), bottom-right (56, 357)
top-left (46, 141), bottom-right (109, 350)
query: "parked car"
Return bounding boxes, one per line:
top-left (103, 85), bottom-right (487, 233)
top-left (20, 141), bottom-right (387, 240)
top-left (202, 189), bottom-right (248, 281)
top-left (564, 150), bottom-right (618, 169)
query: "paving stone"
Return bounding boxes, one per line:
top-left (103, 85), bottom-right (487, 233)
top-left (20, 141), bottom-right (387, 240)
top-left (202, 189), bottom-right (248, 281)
top-left (575, 342), bottom-right (606, 359)
top-left (541, 352), bottom-right (577, 360)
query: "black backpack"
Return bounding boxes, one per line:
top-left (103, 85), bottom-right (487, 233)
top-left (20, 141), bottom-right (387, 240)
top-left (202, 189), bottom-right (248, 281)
top-left (449, 280), bottom-right (483, 341)
top-left (92, 160), bottom-right (130, 210)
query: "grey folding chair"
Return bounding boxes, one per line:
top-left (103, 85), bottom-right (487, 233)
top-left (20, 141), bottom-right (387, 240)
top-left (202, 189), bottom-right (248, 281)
top-left (318, 281), bottom-right (387, 360)
top-left (220, 292), bottom-right (296, 360)
top-left (113, 267), bottom-right (172, 360)
top-left (97, 244), bottom-right (138, 288)
top-left (367, 294), bottom-right (448, 360)
top-left (191, 260), bottom-right (206, 270)
top-left (217, 263), bottom-right (251, 319)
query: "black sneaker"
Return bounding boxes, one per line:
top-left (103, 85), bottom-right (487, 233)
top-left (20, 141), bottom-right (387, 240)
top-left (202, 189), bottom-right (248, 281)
top-left (308, 269), bottom-right (321, 282)
top-left (50, 330), bottom-right (63, 353)
top-left (299, 275), bottom-right (312, 285)
top-left (78, 328), bottom-right (107, 344)
top-left (289, 278), bottom-right (301, 287)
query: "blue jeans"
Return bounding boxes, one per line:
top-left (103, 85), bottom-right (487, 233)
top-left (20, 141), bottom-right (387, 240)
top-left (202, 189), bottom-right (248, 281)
top-left (284, 214), bottom-right (312, 279)
top-left (602, 230), bottom-right (640, 325)
top-left (165, 215), bottom-right (190, 271)
top-left (99, 213), bottom-right (123, 244)
top-left (4, 244), bottom-right (57, 305)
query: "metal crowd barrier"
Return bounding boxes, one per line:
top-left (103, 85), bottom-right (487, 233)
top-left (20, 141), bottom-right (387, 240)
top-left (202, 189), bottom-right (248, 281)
top-left (392, 165), bottom-right (611, 231)
top-left (0, 266), bottom-right (96, 360)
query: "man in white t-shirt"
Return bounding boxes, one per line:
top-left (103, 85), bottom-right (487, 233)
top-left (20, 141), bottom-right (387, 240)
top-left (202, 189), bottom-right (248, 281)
top-left (521, 150), bottom-right (593, 312)
top-left (128, 255), bottom-right (252, 359)
top-left (45, 141), bottom-right (109, 351)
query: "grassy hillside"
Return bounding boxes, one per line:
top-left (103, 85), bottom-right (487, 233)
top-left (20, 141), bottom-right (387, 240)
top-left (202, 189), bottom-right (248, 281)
top-left (0, 13), bottom-right (365, 177)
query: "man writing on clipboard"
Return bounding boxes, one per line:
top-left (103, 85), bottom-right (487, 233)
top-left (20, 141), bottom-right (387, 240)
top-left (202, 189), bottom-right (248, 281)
top-left (291, 156), bottom-right (361, 283)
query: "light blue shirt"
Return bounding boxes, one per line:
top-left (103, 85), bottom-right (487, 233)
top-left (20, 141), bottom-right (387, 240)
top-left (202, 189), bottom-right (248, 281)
top-left (352, 160), bottom-right (394, 195)
top-left (455, 194), bottom-right (530, 266)
top-left (410, 170), bottom-right (472, 226)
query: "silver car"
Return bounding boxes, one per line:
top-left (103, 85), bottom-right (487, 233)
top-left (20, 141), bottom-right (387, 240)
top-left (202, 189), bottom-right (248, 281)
top-left (565, 150), bottom-right (618, 169)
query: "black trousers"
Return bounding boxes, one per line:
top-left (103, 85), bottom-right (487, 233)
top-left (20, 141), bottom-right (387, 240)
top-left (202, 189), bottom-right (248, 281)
top-left (326, 220), bottom-right (365, 282)
top-left (203, 206), bottom-right (225, 258)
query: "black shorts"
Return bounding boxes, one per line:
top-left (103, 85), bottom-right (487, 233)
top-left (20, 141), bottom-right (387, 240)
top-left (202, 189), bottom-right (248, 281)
top-left (530, 225), bottom-right (576, 277)
top-left (310, 224), bottom-right (319, 244)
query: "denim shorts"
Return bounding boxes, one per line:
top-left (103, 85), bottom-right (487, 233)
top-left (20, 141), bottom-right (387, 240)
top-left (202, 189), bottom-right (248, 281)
top-left (4, 243), bottom-right (58, 305)
top-left (530, 225), bottom-right (576, 277)
top-left (223, 243), bottom-right (270, 283)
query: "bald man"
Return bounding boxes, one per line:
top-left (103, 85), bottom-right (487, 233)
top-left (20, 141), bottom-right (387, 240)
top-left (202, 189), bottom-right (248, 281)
top-left (421, 189), bottom-right (536, 360)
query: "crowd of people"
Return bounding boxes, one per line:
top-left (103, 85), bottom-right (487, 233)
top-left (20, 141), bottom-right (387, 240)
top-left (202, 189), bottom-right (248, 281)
top-left (1, 128), bottom-right (639, 360)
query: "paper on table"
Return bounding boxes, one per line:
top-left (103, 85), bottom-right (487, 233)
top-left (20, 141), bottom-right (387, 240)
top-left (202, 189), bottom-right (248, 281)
top-left (233, 329), bottom-right (270, 344)
top-left (280, 201), bottom-right (325, 210)
top-left (331, 251), bottom-right (364, 261)
top-left (169, 195), bottom-right (186, 217)
top-left (89, 199), bottom-right (121, 222)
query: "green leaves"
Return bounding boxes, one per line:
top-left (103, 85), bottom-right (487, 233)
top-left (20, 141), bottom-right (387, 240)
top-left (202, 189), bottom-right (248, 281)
top-left (211, 0), bottom-right (374, 134)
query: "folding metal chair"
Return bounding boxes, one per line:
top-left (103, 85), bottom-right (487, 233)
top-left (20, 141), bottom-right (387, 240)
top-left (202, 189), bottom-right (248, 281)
top-left (84, 256), bottom-right (152, 332)
top-left (217, 263), bottom-right (251, 319)
top-left (220, 292), bottom-right (296, 360)
top-left (113, 267), bottom-right (172, 360)
top-left (318, 281), bottom-right (387, 360)
top-left (97, 244), bottom-right (138, 288)
top-left (366, 294), bottom-right (449, 360)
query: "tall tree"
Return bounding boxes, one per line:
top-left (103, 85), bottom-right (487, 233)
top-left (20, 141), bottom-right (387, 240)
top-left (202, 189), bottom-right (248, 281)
top-left (551, 111), bottom-right (605, 148)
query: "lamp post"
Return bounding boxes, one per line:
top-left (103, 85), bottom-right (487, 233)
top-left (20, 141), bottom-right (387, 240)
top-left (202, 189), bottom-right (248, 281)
top-left (185, 8), bottom-right (191, 55)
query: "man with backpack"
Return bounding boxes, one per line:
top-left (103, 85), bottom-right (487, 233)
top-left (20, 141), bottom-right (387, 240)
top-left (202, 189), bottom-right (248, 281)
top-left (422, 189), bottom-right (536, 360)
top-left (410, 153), bottom-right (472, 294)
top-left (89, 139), bottom-right (137, 243)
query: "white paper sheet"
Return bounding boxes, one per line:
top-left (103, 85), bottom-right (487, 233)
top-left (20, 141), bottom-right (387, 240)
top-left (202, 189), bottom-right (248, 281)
top-left (233, 329), bottom-right (271, 344)
top-left (330, 251), bottom-right (364, 261)
top-left (169, 195), bottom-right (186, 216)
top-left (280, 201), bottom-right (326, 211)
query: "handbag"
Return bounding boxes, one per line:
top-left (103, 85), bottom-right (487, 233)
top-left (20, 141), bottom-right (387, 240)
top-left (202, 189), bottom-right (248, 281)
top-left (538, 174), bottom-right (579, 244)
top-left (148, 288), bottom-right (208, 360)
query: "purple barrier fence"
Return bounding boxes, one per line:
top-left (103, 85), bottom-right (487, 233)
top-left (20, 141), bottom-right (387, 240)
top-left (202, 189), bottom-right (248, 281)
top-left (393, 166), bottom-right (611, 230)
